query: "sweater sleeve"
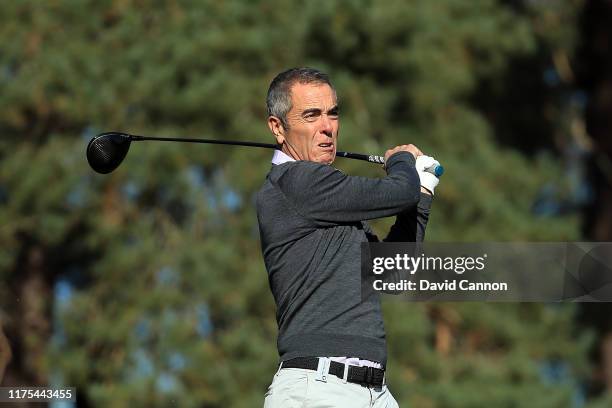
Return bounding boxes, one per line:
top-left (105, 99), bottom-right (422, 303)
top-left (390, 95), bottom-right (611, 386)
top-left (361, 193), bottom-right (432, 243)
top-left (275, 152), bottom-right (420, 225)
top-left (384, 193), bottom-right (432, 242)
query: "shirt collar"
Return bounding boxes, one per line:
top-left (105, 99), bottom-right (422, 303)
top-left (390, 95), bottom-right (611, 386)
top-left (271, 149), bottom-right (296, 165)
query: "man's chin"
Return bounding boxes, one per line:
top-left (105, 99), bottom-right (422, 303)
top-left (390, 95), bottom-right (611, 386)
top-left (315, 149), bottom-right (336, 164)
top-left (316, 154), bottom-right (335, 165)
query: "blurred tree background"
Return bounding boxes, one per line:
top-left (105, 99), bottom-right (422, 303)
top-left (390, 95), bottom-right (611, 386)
top-left (0, 0), bottom-right (611, 406)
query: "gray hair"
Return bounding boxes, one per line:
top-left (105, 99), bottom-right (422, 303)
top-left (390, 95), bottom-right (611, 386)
top-left (266, 67), bottom-right (336, 130)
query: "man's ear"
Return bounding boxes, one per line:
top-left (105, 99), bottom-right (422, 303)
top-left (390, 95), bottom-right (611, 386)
top-left (267, 116), bottom-right (285, 145)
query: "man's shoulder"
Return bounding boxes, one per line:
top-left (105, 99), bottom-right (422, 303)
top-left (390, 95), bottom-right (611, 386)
top-left (272, 161), bottom-right (341, 183)
top-left (256, 161), bottom-right (341, 209)
top-left (255, 164), bottom-right (298, 208)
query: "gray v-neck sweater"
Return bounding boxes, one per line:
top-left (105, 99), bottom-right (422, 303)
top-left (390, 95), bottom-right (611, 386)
top-left (256, 151), bottom-right (432, 367)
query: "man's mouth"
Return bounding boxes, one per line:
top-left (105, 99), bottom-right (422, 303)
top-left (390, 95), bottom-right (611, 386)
top-left (318, 143), bottom-right (334, 150)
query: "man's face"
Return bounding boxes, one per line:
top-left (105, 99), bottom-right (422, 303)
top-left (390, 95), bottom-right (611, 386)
top-left (276, 82), bottom-right (339, 164)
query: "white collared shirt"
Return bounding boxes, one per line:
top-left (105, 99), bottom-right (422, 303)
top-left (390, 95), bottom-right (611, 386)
top-left (271, 148), bottom-right (296, 165)
top-left (270, 149), bottom-right (383, 370)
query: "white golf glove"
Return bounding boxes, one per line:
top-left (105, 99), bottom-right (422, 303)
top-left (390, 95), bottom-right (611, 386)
top-left (416, 155), bottom-right (440, 195)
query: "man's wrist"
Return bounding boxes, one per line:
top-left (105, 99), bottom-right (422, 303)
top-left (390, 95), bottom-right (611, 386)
top-left (384, 151), bottom-right (416, 172)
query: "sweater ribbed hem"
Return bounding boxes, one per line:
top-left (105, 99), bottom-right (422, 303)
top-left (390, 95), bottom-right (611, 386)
top-left (279, 333), bottom-right (387, 368)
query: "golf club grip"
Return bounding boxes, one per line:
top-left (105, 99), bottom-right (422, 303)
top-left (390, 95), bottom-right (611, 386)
top-left (335, 151), bottom-right (385, 164)
top-left (336, 150), bottom-right (444, 176)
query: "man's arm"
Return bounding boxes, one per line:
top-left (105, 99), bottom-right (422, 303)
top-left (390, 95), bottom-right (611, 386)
top-left (275, 151), bottom-right (421, 225)
top-left (360, 192), bottom-right (432, 243)
top-left (383, 193), bottom-right (432, 242)
top-left (383, 154), bottom-right (439, 242)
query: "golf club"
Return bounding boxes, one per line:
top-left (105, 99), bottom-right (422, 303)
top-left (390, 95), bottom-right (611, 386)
top-left (86, 132), bottom-right (445, 176)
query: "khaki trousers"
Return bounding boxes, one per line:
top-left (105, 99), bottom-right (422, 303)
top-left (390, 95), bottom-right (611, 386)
top-left (264, 367), bottom-right (400, 408)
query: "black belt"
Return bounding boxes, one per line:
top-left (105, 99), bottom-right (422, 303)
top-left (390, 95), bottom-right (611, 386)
top-left (281, 357), bottom-right (385, 387)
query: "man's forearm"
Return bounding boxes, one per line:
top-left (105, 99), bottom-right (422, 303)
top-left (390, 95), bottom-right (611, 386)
top-left (383, 193), bottom-right (432, 242)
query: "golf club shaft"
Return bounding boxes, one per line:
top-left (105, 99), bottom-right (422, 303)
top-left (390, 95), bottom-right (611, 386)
top-left (130, 134), bottom-right (385, 164)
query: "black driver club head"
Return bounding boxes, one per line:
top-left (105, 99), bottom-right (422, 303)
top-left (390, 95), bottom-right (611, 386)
top-left (86, 132), bottom-right (132, 174)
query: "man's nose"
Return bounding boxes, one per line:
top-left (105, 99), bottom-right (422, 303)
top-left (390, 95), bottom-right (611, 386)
top-left (320, 114), bottom-right (334, 136)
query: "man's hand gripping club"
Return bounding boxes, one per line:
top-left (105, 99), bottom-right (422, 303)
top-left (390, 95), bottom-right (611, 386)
top-left (384, 144), bottom-right (441, 196)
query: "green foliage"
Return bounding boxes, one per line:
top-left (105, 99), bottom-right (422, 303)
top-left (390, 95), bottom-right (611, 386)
top-left (0, 0), bottom-right (603, 406)
top-left (384, 302), bottom-right (593, 406)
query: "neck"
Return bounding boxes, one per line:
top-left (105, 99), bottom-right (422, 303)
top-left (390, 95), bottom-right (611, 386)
top-left (281, 141), bottom-right (303, 161)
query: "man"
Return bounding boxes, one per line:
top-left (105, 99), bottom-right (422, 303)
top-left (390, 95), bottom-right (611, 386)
top-left (256, 68), bottom-right (439, 407)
